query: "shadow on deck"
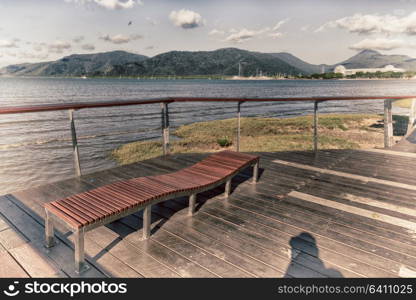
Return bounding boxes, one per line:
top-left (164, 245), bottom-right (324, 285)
top-left (1, 149), bottom-right (416, 278)
top-left (393, 127), bottom-right (416, 153)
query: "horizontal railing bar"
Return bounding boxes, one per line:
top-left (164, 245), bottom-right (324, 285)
top-left (0, 97), bottom-right (173, 115)
top-left (171, 96), bottom-right (412, 102)
top-left (1, 96), bottom-right (415, 115)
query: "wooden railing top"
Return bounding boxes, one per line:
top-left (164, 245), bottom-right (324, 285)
top-left (0, 95), bottom-right (415, 115)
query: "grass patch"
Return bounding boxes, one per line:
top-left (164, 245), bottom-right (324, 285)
top-left (217, 137), bottom-right (232, 147)
top-left (393, 98), bottom-right (414, 109)
top-left (112, 113), bottom-right (384, 165)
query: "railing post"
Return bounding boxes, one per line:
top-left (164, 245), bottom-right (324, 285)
top-left (384, 99), bottom-right (394, 148)
top-left (313, 101), bottom-right (319, 152)
top-left (236, 101), bottom-right (242, 152)
top-left (69, 109), bottom-right (81, 177)
top-left (406, 98), bottom-right (416, 136)
top-left (161, 102), bottom-right (170, 155)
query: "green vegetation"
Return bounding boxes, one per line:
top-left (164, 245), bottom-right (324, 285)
top-left (345, 71), bottom-right (416, 79)
top-left (298, 72), bottom-right (344, 80)
top-left (393, 98), bottom-right (414, 109)
top-left (296, 71), bottom-right (416, 80)
top-left (112, 114), bottom-right (386, 165)
top-left (4, 48), bottom-right (416, 79)
top-left (217, 137), bottom-right (232, 147)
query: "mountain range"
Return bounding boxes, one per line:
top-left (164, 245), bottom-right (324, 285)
top-left (1, 48), bottom-right (415, 77)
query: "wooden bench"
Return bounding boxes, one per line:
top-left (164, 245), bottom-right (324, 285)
top-left (44, 150), bottom-right (260, 273)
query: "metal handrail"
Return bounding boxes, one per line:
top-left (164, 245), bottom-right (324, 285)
top-left (1, 95), bottom-right (415, 176)
top-left (1, 96), bottom-right (415, 115)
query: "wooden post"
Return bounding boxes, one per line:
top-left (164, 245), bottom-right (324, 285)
top-left (384, 99), bottom-right (394, 148)
top-left (74, 228), bottom-right (88, 274)
top-left (313, 101), bottom-right (319, 152)
top-left (44, 210), bottom-right (55, 248)
top-left (188, 194), bottom-right (196, 216)
top-left (225, 178), bottom-right (232, 198)
top-left (161, 102), bottom-right (170, 155)
top-left (69, 109), bottom-right (81, 177)
top-left (252, 161), bottom-right (259, 184)
top-left (143, 205), bottom-right (151, 240)
top-left (237, 102), bottom-right (242, 152)
top-left (406, 98), bottom-right (416, 136)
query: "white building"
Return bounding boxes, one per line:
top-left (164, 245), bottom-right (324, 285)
top-left (334, 64), bottom-right (405, 75)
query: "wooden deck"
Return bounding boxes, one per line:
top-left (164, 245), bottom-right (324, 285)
top-left (1, 149), bottom-right (416, 278)
top-left (392, 127), bottom-right (416, 153)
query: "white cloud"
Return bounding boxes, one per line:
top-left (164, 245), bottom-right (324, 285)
top-left (268, 32), bottom-right (283, 39)
top-left (272, 19), bottom-right (288, 31)
top-left (99, 33), bottom-right (142, 44)
top-left (81, 43), bottom-right (95, 50)
top-left (300, 25), bottom-right (310, 32)
top-left (130, 34), bottom-right (143, 40)
top-left (169, 9), bottom-right (203, 29)
top-left (48, 40), bottom-right (72, 53)
top-left (33, 44), bottom-right (44, 52)
top-left (349, 38), bottom-right (409, 51)
top-left (19, 52), bottom-right (49, 60)
top-left (220, 19), bottom-right (287, 43)
top-left (224, 21), bottom-right (286, 43)
top-left (317, 11), bottom-right (416, 35)
top-left (64, 0), bottom-right (141, 10)
top-left (225, 28), bottom-right (259, 43)
top-left (5, 51), bottom-right (17, 57)
top-left (0, 40), bottom-right (18, 48)
top-left (209, 29), bottom-right (225, 36)
top-left (394, 9), bottom-right (406, 16)
top-left (73, 36), bottom-right (85, 43)
top-left (145, 17), bottom-right (158, 26)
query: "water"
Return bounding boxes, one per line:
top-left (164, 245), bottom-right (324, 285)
top-left (0, 77), bottom-right (415, 194)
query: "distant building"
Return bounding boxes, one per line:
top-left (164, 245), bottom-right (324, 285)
top-left (334, 64), bottom-right (405, 75)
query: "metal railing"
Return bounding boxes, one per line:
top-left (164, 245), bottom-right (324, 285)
top-left (1, 96), bottom-right (416, 177)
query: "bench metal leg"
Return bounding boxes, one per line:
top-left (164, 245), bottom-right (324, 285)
top-left (225, 178), bottom-right (232, 198)
top-left (252, 161), bottom-right (259, 184)
top-left (143, 205), bottom-right (151, 240)
top-left (74, 228), bottom-right (89, 274)
top-left (44, 210), bottom-right (56, 248)
top-left (188, 194), bottom-right (196, 216)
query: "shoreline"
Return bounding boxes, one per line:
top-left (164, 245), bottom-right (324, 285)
top-left (112, 113), bottom-right (408, 165)
top-left (1, 75), bottom-right (415, 81)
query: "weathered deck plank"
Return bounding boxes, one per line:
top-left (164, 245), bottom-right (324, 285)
top-left (2, 149), bottom-right (416, 278)
top-left (0, 251), bottom-right (29, 278)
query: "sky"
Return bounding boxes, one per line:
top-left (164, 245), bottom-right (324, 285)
top-left (1, 0), bottom-right (416, 67)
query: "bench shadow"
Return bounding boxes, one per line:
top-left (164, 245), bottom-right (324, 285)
top-left (96, 166), bottom-right (262, 261)
top-left (284, 232), bottom-right (344, 278)
top-left (190, 166), bottom-right (264, 214)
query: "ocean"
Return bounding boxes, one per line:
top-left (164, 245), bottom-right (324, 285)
top-left (0, 77), bottom-right (415, 194)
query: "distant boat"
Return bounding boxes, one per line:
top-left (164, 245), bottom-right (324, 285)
top-left (227, 75), bottom-right (274, 80)
top-left (80, 75), bottom-right (87, 79)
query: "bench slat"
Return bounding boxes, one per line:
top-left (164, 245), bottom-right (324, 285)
top-left (45, 151), bottom-right (259, 229)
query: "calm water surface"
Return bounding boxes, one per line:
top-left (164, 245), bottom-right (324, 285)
top-left (0, 78), bottom-right (414, 194)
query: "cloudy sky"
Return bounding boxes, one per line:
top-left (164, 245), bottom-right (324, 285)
top-left (1, 0), bottom-right (416, 67)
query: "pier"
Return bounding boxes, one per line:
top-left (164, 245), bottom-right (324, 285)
top-left (1, 96), bottom-right (416, 277)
